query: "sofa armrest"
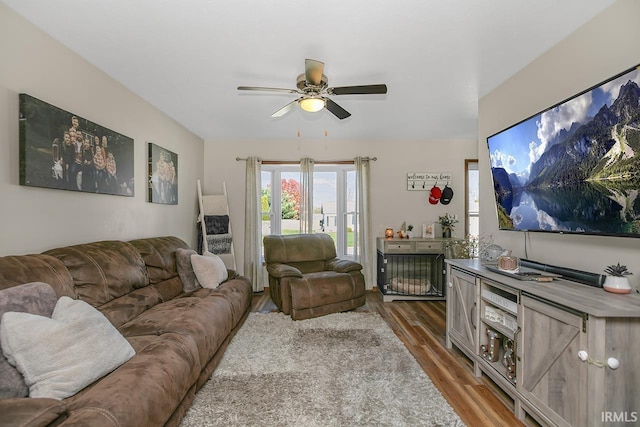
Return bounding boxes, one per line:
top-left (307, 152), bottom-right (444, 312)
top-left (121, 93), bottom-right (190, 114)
top-left (266, 263), bottom-right (303, 279)
top-left (325, 258), bottom-right (363, 273)
top-left (0, 398), bottom-right (67, 427)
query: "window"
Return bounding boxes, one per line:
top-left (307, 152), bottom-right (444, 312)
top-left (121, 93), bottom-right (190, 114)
top-left (261, 163), bottom-right (357, 259)
top-left (260, 166), bottom-right (300, 236)
top-left (465, 159), bottom-right (479, 239)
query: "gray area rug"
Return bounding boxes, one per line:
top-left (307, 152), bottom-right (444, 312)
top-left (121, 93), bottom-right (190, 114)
top-left (180, 312), bottom-right (464, 427)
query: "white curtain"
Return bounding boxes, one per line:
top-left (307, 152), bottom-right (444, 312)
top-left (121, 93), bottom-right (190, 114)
top-left (299, 158), bottom-right (314, 234)
top-left (244, 157), bottom-right (264, 292)
top-left (355, 157), bottom-right (374, 289)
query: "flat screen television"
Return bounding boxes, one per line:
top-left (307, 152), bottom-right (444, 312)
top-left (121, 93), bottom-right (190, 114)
top-left (487, 64), bottom-right (640, 237)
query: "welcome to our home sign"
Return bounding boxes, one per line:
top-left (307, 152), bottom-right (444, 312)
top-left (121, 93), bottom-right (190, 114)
top-left (407, 172), bottom-right (451, 191)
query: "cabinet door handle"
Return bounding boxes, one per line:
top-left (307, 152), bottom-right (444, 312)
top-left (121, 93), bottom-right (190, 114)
top-left (514, 326), bottom-right (521, 362)
top-left (471, 303), bottom-right (476, 329)
top-left (447, 281), bottom-right (453, 288)
top-left (607, 357), bottom-right (620, 369)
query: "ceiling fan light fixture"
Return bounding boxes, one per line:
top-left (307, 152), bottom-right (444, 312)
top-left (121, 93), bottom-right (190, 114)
top-left (238, 59), bottom-right (386, 119)
top-left (299, 97), bottom-right (325, 113)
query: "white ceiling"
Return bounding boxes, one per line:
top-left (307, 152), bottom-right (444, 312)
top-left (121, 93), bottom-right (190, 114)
top-left (2, 0), bottom-right (616, 142)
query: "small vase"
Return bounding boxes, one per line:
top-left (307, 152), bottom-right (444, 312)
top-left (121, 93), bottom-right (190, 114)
top-left (603, 276), bottom-right (631, 294)
top-left (443, 228), bottom-right (451, 239)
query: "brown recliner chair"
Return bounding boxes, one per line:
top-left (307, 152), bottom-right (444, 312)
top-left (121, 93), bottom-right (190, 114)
top-left (263, 233), bottom-right (366, 320)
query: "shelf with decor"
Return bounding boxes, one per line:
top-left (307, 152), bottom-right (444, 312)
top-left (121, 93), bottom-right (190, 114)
top-left (478, 280), bottom-right (520, 387)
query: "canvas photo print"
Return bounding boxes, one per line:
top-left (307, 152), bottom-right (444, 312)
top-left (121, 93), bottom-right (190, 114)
top-left (148, 142), bottom-right (178, 205)
top-left (488, 65), bottom-right (640, 236)
top-left (19, 94), bottom-right (134, 197)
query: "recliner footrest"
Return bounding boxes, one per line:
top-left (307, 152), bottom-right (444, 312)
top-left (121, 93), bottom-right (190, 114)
top-left (288, 271), bottom-right (365, 320)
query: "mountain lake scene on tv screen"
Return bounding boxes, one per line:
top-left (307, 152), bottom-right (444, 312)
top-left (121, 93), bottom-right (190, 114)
top-left (490, 67), bottom-right (640, 236)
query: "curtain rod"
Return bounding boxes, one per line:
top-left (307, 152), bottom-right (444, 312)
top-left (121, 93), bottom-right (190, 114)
top-left (235, 157), bottom-right (377, 164)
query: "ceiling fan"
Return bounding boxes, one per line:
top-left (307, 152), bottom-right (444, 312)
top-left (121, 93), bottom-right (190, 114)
top-left (237, 59), bottom-right (388, 120)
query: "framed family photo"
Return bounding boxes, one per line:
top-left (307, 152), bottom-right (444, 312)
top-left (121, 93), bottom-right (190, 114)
top-left (422, 223), bottom-right (435, 238)
top-left (148, 142), bottom-right (178, 205)
top-left (19, 94), bottom-right (134, 196)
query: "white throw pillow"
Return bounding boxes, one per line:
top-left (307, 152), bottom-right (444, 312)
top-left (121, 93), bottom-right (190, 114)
top-left (191, 252), bottom-right (228, 289)
top-left (0, 296), bottom-right (135, 400)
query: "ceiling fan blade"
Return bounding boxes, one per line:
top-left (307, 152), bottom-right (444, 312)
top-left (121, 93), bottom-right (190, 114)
top-left (329, 84), bottom-right (388, 95)
top-left (238, 86), bottom-right (301, 94)
top-left (305, 59), bottom-right (325, 86)
top-left (325, 98), bottom-right (351, 120)
top-left (271, 98), bottom-right (302, 118)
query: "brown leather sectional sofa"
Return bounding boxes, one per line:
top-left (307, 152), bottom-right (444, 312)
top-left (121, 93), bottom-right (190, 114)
top-left (0, 236), bottom-right (252, 427)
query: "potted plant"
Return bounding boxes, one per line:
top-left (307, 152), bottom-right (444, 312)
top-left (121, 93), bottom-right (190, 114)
top-left (407, 224), bottom-right (414, 238)
top-left (438, 213), bottom-right (458, 238)
top-left (603, 263), bottom-right (632, 294)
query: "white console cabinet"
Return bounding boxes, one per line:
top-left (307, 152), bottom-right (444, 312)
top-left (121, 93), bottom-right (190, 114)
top-left (446, 259), bottom-right (640, 427)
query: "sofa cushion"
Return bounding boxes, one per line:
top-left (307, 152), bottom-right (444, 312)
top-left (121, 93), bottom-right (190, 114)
top-left (118, 296), bottom-right (234, 366)
top-left (150, 276), bottom-right (185, 304)
top-left (191, 253), bottom-right (228, 289)
top-left (0, 398), bottom-right (68, 427)
top-left (129, 236), bottom-right (190, 284)
top-left (195, 277), bottom-right (253, 327)
top-left (176, 248), bottom-right (201, 292)
top-left (0, 282), bottom-right (58, 398)
top-left (1, 296), bottom-right (135, 399)
top-left (44, 241), bottom-right (149, 307)
top-left (263, 233), bottom-right (337, 264)
top-left (64, 331), bottom-right (200, 427)
top-left (97, 286), bottom-right (164, 329)
top-left (0, 254), bottom-right (75, 297)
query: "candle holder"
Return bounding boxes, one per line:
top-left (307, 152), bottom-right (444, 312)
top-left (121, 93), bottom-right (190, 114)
top-left (385, 228), bottom-right (394, 238)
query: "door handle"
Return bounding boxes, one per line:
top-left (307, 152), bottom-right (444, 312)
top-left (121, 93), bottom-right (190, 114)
top-left (471, 303), bottom-right (476, 329)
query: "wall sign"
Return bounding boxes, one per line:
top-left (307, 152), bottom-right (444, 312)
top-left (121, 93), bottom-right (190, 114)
top-left (407, 172), bottom-right (451, 191)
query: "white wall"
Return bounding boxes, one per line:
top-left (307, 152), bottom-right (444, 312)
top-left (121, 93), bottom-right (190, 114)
top-left (0, 4), bottom-right (204, 255)
top-left (203, 138), bottom-right (477, 283)
top-left (478, 0), bottom-right (640, 290)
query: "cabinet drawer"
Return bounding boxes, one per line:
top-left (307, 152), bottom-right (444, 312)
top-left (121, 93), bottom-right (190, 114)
top-left (415, 241), bottom-right (440, 252)
top-left (385, 242), bottom-right (413, 252)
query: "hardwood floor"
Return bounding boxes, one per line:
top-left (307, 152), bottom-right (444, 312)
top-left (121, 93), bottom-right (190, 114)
top-left (252, 289), bottom-right (526, 427)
